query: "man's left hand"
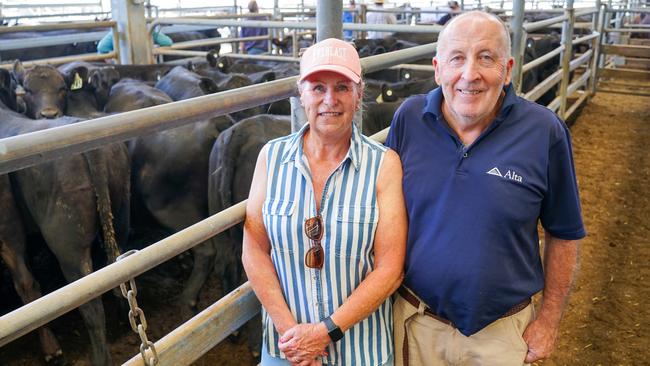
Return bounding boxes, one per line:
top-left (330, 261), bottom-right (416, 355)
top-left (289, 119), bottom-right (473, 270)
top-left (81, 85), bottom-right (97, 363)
top-left (522, 316), bottom-right (559, 362)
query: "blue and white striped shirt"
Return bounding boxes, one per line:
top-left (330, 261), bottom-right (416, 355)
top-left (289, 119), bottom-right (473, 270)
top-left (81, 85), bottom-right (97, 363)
top-left (262, 123), bottom-right (392, 365)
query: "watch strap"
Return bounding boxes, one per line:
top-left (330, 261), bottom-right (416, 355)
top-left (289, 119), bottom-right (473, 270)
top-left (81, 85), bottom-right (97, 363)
top-left (323, 316), bottom-right (344, 342)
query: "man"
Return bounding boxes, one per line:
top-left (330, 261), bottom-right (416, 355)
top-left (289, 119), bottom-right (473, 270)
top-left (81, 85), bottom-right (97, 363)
top-left (240, 0), bottom-right (269, 54)
top-left (343, 0), bottom-right (357, 41)
top-left (366, 0), bottom-right (397, 39)
top-left (437, 0), bottom-right (461, 25)
top-left (386, 11), bottom-right (585, 365)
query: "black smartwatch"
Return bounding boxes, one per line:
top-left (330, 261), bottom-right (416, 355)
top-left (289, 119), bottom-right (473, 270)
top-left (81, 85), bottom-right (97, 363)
top-left (323, 316), bottom-right (344, 342)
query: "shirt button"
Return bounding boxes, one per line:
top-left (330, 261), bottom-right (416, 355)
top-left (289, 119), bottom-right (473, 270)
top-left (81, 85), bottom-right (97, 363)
top-left (463, 153), bottom-right (468, 158)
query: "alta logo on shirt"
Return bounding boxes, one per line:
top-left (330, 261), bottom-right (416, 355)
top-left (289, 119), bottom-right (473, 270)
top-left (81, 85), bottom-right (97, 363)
top-left (486, 167), bottom-right (523, 183)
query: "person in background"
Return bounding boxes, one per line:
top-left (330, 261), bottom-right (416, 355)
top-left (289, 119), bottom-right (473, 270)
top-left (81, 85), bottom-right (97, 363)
top-left (242, 37), bottom-right (407, 365)
top-left (240, 0), bottom-right (269, 55)
top-left (386, 11), bottom-right (585, 365)
top-left (366, 0), bottom-right (397, 39)
top-left (96, 30), bottom-right (172, 54)
top-left (437, 0), bottom-right (461, 25)
top-left (342, 0), bottom-right (356, 41)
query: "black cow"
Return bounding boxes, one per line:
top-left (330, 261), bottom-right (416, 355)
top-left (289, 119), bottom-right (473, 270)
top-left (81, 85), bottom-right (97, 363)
top-left (109, 64), bottom-right (175, 85)
top-left (186, 62), bottom-right (265, 121)
top-left (106, 68), bottom-right (232, 316)
top-left (379, 75), bottom-right (437, 102)
top-left (57, 61), bottom-right (120, 118)
top-left (362, 101), bottom-right (402, 136)
top-left (207, 114), bottom-right (291, 356)
top-left (13, 62), bottom-right (66, 119)
top-left (0, 68), bottom-right (130, 366)
top-left (103, 78), bottom-right (173, 113)
top-left (522, 33), bottom-right (562, 106)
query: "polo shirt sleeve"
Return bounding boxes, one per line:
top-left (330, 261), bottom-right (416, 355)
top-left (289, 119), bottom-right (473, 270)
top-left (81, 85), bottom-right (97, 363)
top-left (540, 119), bottom-right (586, 240)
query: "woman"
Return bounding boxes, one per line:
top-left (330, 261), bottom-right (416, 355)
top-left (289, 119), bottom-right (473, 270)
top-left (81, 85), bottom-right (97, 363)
top-left (242, 38), bottom-right (407, 366)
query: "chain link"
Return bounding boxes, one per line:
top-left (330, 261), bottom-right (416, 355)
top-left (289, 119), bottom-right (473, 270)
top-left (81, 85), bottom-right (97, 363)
top-left (117, 249), bottom-right (159, 366)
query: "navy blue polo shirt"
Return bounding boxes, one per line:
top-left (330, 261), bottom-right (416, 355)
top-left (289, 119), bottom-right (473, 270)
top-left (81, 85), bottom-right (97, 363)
top-left (385, 84), bottom-right (586, 336)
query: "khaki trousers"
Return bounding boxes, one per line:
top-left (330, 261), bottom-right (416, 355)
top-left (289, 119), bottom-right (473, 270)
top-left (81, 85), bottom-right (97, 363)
top-left (393, 293), bottom-right (534, 366)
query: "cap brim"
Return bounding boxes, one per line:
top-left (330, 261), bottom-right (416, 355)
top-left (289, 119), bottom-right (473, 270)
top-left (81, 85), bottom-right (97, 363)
top-left (299, 64), bottom-right (360, 84)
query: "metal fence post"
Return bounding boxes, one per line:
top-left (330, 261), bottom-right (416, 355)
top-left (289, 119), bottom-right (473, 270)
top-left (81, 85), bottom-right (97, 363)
top-left (589, 1), bottom-right (603, 97)
top-left (511, 0), bottom-right (526, 94)
top-left (559, 3), bottom-right (575, 119)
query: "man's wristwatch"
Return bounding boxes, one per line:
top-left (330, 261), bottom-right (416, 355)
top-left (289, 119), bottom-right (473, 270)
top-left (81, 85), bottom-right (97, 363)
top-left (323, 316), bottom-right (344, 342)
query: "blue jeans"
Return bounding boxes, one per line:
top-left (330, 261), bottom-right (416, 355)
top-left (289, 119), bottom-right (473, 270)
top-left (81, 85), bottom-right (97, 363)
top-left (261, 343), bottom-right (394, 366)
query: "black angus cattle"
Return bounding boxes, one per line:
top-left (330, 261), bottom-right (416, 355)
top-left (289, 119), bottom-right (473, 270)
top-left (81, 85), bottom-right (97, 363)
top-left (163, 28), bottom-right (222, 62)
top-left (362, 101), bottom-right (402, 136)
top-left (146, 66), bottom-right (235, 315)
top-left (13, 62), bottom-right (66, 119)
top-left (103, 77), bottom-right (173, 112)
top-left (522, 33), bottom-right (562, 106)
top-left (0, 68), bottom-right (130, 366)
top-left (207, 114), bottom-right (290, 356)
top-left (109, 64), bottom-right (176, 85)
top-left (271, 34), bottom-right (314, 54)
top-left (57, 61), bottom-right (120, 118)
top-left (186, 62), bottom-right (265, 121)
top-left (354, 37), bottom-right (420, 58)
top-left (379, 75), bottom-right (437, 102)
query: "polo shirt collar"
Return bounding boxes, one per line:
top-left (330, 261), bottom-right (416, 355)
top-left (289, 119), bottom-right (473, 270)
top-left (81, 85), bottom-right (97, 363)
top-left (280, 123), bottom-right (362, 171)
top-left (422, 83), bottom-right (518, 122)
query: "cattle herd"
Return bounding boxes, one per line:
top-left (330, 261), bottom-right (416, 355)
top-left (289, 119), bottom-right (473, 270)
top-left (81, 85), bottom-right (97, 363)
top-left (0, 30), bottom-right (574, 365)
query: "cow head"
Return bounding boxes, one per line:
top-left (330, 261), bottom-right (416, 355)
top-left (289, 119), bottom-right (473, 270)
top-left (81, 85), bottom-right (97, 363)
top-left (198, 77), bottom-right (219, 95)
top-left (89, 67), bottom-right (120, 109)
top-left (13, 61), bottom-right (66, 119)
top-left (0, 68), bottom-right (26, 113)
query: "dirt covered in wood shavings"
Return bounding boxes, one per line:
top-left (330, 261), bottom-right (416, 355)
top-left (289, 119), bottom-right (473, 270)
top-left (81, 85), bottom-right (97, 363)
top-left (1, 91), bottom-right (649, 366)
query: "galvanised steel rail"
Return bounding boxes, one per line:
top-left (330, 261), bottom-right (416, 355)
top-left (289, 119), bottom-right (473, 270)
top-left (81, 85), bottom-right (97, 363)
top-left (0, 43), bottom-right (435, 350)
top-left (0, 20), bottom-right (116, 33)
top-left (148, 17), bottom-right (444, 35)
top-left (0, 31), bottom-right (107, 51)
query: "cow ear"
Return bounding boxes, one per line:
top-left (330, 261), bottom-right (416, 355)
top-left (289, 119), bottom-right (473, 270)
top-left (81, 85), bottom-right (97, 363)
top-left (199, 77), bottom-right (219, 95)
top-left (89, 70), bottom-right (102, 89)
top-left (67, 67), bottom-right (88, 91)
top-left (13, 60), bottom-right (25, 84)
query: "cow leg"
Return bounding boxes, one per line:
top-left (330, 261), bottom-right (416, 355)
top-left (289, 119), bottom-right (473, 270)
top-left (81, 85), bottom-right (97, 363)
top-left (40, 210), bottom-right (111, 366)
top-left (176, 240), bottom-right (217, 318)
top-left (49, 240), bottom-right (111, 366)
top-left (0, 238), bottom-right (64, 363)
top-left (0, 176), bottom-right (63, 363)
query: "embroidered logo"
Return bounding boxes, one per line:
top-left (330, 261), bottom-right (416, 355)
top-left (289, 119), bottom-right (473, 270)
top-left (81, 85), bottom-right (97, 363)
top-left (487, 167), bottom-right (523, 183)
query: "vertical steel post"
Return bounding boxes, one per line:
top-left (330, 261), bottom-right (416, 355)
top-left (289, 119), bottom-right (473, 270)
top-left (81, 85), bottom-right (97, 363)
top-left (110, 0), bottom-right (151, 65)
top-left (588, 0), bottom-right (602, 97)
top-left (511, 0), bottom-right (526, 93)
top-left (317, 0), bottom-right (342, 41)
top-left (559, 1), bottom-right (575, 119)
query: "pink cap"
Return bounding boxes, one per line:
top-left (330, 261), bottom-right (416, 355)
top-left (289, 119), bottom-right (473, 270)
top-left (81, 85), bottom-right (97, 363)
top-left (299, 38), bottom-right (361, 83)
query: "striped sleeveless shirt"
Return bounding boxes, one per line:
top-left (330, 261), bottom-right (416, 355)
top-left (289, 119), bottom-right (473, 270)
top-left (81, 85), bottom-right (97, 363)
top-left (262, 123), bottom-right (392, 365)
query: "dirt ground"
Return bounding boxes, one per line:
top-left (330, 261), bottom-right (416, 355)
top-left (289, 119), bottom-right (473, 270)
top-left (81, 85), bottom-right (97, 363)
top-left (1, 91), bottom-right (648, 365)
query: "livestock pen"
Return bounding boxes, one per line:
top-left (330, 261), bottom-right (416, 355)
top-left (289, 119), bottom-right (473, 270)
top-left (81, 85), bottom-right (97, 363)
top-left (1, 0), bottom-right (649, 365)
